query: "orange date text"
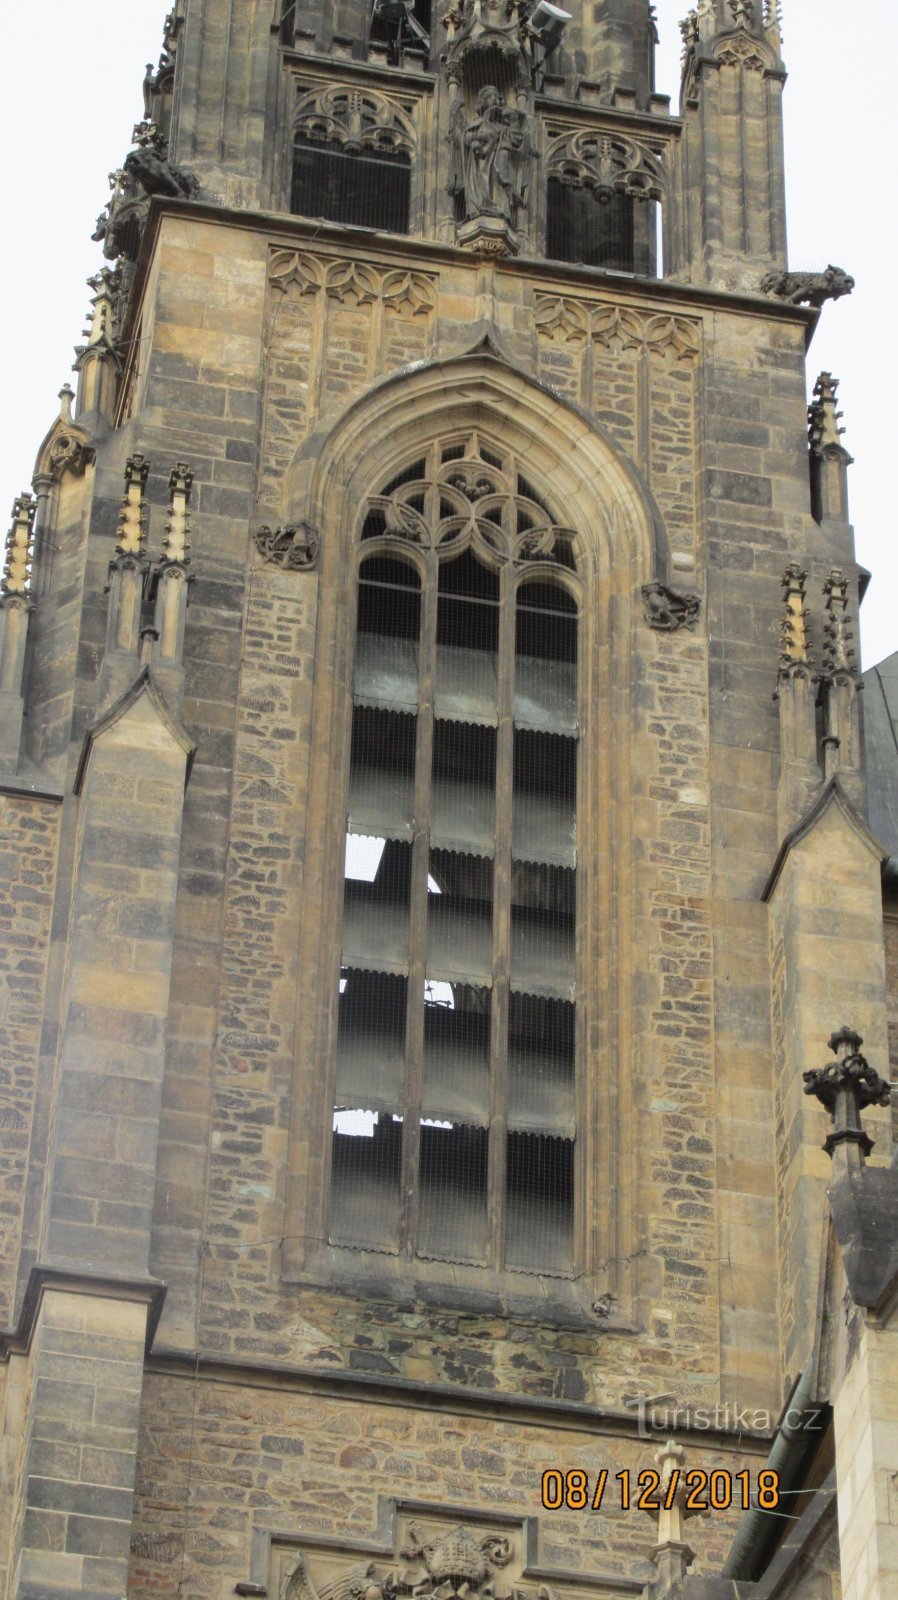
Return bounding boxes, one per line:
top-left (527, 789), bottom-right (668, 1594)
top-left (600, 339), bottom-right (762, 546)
top-left (540, 1468), bottom-right (780, 1513)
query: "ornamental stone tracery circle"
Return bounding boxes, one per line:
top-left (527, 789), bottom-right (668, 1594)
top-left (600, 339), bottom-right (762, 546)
top-left (359, 432), bottom-right (579, 572)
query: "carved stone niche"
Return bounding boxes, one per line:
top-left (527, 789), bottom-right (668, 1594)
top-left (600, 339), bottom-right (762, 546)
top-left (258, 1503), bottom-right (630, 1600)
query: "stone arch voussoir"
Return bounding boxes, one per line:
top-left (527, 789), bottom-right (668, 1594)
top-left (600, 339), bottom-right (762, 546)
top-left (284, 353), bottom-right (669, 585)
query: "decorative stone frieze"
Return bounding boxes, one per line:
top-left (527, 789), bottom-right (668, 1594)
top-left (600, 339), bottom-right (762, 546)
top-left (325, 260), bottom-right (382, 305)
top-left (382, 271), bottom-right (437, 317)
top-left (267, 252), bottom-right (437, 318)
top-left (269, 250), bottom-right (326, 297)
top-left (536, 296), bottom-right (700, 361)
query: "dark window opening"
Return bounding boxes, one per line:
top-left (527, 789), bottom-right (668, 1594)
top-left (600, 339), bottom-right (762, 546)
top-left (516, 579), bottom-right (578, 664)
top-left (546, 180), bottom-right (657, 276)
top-left (330, 1109), bottom-right (403, 1252)
top-left (369, 0), bottom-right (432, 64)
top-left (506, 1132), bottom-right (574, 1273)
top-left (292, 138), bottom-right (411, 233)
top-left (357, 557), bottom-right (421, 642)
top-left (418, 1122), bottom-right (489, 1263)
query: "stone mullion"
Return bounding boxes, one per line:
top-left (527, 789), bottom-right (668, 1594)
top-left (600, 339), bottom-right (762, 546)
top-left (399, 546), bottom-right (438, 1257)
top-left (487, 556), bottom-right (516, 1273)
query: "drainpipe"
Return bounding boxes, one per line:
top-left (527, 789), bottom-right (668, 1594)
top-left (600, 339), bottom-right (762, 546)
top-left (721, 1363), bottom-right (828, 1582)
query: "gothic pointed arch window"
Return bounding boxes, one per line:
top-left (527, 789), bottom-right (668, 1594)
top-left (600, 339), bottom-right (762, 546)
top-left (291, 84), bottom-right (415, 233)
top-left (329, 433), bottom-right (581, 1277)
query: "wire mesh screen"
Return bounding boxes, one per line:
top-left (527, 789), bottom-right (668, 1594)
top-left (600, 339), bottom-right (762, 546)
top-left (546, 181), bottom-right (659, 275)
top-left (418, 1122), bottom-right (489, 1263)
top-left (329, 558), bottom-right (421, 1251)
top-left (423, 981), bottom-right (491, 1127)
top-left (329, 448), bottom-right (582, 1278)
top-left (330, 1111), bottom-right (403, 1251)
top-left (368, 0), bottom-right (432, 66)
top-left (507, 578), bottom-right (579, 1269)
top-left (292, 139), bottom-right (411, 233)
top-left (505, 1131), bottom-right (574, 1273)
top-left (508, 994), bottom-right (575, 1137)
top-left (348, 707), bottom-right (416, 843)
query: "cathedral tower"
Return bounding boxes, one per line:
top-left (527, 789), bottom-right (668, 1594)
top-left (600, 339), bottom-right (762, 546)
top-left (2, 5), bottom-right (897, 1600)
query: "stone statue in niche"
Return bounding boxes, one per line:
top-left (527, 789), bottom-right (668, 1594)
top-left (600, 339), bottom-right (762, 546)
top-left (449, 87), bottom-right (533, 231)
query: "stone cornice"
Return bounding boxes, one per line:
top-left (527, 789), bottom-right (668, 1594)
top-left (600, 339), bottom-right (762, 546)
top-left (0, 767), bottom-right (64, 802)
top-left (146, 1346), bottom-right (775, 1453)
top-left (119, 197), bottom-right (820, 365)
top-left (0, 1267), bottom-right (167, 1363)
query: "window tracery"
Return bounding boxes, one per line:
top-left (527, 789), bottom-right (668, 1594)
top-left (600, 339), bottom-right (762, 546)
top-left (291, 84), bottom-right (416, 234)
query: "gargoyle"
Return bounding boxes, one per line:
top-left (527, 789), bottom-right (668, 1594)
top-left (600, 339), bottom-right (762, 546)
top-left (124, 145), bottom-right (199, 200)
top-left (642, 582), bottom-right (701, 633)
top-left (759, 264), bottom-right (855, 308)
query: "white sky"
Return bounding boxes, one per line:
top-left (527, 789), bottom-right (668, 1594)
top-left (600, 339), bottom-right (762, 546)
top-left (2, 1), bottom-right (894, 664)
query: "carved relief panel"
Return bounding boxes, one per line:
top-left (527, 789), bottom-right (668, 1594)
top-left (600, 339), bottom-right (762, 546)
top-left (266, 1504), bottom-right (634, 1600)
top-left (534, 294), bottom-right (701, 565)
top-left (258, 250), bottom-right (438, 513)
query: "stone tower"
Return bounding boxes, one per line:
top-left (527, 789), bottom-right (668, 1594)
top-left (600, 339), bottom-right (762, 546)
top-left (2, 3), bottom-right (898, 1600)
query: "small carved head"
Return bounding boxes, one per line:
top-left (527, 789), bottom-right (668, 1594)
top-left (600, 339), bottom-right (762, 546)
top-left (823, 266), bottom-right (856, 299)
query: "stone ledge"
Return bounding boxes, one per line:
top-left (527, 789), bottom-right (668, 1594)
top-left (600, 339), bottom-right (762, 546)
top-left (0, 765), bottom-right (64, 802)
top-left (146, 1346), bottom-right (775, 1453)
top-left (0, 1266), bottom-right (167, 1363)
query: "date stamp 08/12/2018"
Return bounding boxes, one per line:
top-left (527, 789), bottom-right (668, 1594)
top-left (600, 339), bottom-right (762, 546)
top-left (541, 1469), bottom-right (781, 1514)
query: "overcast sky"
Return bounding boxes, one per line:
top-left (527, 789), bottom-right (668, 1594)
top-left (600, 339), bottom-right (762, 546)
top-left (2, 1), bottom-right (894, 664)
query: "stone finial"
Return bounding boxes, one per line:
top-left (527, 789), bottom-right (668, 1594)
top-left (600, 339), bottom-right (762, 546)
top-left (763, 0), bottom-right (782, 41)
top-left (778, 563), bottom-right (811, 674)
top-left (808, 373), bottom-right (849, 457)
top-left (728, 0), bottom-right (755, 26)
top-left (85, 269), bottom-right (119, 348)
top-left (162, 463), bottom-right (193, 565)
top-left (644, 1438), bottom-right (697, 1595)
top-left (58, 384), bottom-right (75, 423)
top-left (821, 569), bottom-right (858, 680)
top-left (803, 1028), bottom-right (891, 1162)
top-left (2, 495), bottom-right (36, 597)
top-left (117, 456), bottom-right (150, 557)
